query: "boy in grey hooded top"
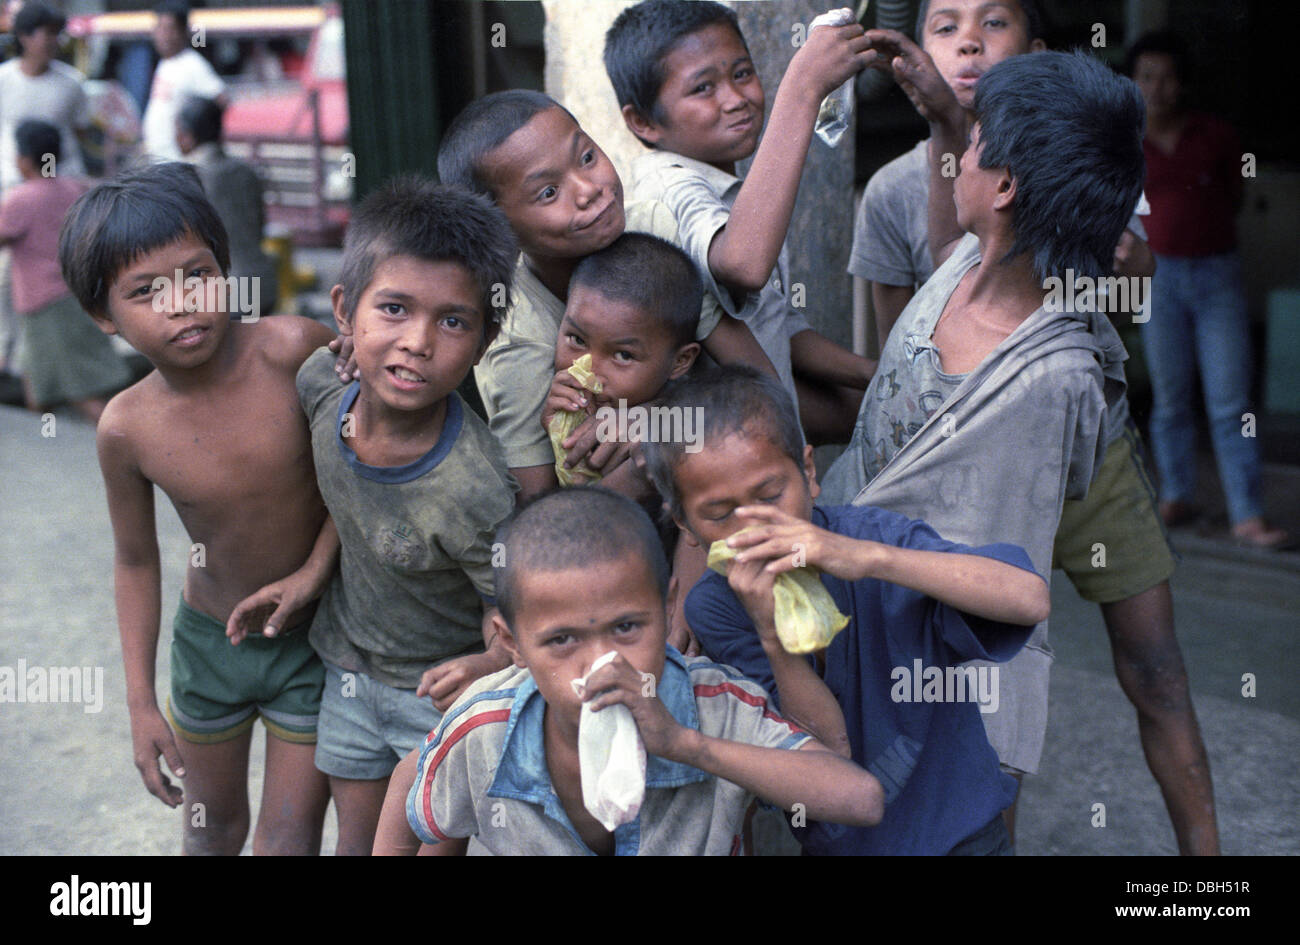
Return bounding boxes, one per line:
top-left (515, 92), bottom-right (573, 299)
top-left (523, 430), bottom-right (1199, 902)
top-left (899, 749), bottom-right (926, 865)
top-left (822, 45), bottom-right (1144, 776)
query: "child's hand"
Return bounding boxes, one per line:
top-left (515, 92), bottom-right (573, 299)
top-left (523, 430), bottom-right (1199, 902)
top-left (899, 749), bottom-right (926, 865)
top-left (225, 573), bottom-right (316, 645)
top-left (562, 414), bottom-right (634, 476)
top-left (328, 334), bottom-right (358, 382)
top-left (729, 505), bottom-right (880, 584)
top-left (541, 368), bottom-right (593, 431)
top-left (862, 29), bottom-right (964, 129)
top-left (129, 705), bottom-right (185, 807)
top-left (720, 547), bottom-right (783, 653)
top-left (417, 644), bottom-right (513, 712)
top-left (579, 652), bottom-right (684, 760)
top-left (789, 20), bottom-right (874, 102)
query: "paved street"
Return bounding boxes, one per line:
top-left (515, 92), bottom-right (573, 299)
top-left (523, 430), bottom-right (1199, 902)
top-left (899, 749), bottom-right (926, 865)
top-left (1, 402), bottom-right (1296, 855)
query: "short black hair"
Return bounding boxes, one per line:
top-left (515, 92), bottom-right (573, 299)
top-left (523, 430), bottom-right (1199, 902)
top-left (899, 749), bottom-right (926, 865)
top-left (154, 0), bottom-right (191, 32)
top-left (59, 162), bottom-right (231, 319)
top-left (915, 0), bottom-right (1045, 43)
top-left (437, 90), bottom-right (575, 200)
top-left (337, 176), bottom-right (517, 330)
top-left (494, 486), bottom-right (670, 626)
top-left (568, 232), bottom-right (701, 349)
top-left (177, 96), bottom-right (223, 146)
top-left (641, 366), bottom-right (803, 523)
top-left (1124, 30), bottom-right (1189, 83)
top-left (604, 0), bottom-right (745, 131)
top-left (13, 2), bottom-right (66, 39)
top-left (972, 49), bottom-right (1145, 283)
top-left (15, 119), bottom-right (61, 165)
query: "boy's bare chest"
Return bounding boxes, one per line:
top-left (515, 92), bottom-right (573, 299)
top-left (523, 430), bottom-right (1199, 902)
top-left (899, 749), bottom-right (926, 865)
top-left (546, 733), bottom-right (616, 855)
top-left (138, 380), bottom-right (313, 512)
top-left (931, 299), bottom-right (1016, 376)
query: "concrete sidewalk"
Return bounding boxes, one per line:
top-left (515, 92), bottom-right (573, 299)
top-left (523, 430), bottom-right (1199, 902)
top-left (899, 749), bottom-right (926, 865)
top-left (1, 403), bottom-right (1296, 855)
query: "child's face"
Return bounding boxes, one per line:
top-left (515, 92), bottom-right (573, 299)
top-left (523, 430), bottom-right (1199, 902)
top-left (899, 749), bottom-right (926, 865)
top-left (93, 233), bottom-right (231, 369)
top-left (555, 285), bottom-right (699, 408)
top-left (480, 107), bottom-right (625, 263)
top-left (333, 255), bottom-right (490, 416)
top-left (919, 0), bottom-right (1041, 110)
top-left (633, 22), bottom-right (763, 172)
top-left (1132, 52), bottom-right (1181, 120)
top-left (672, 426), bottom-right (819, 550)
top-left (500, 554), bottom-right (669, 731)
top-left (953, 122), bottom-right (1006, 234)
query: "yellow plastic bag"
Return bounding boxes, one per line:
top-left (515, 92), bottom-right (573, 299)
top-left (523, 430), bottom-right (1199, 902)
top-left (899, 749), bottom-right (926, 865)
top-left (548, 354), bottom-right (604, 487)
top-left (707, 528), bottom-right (849, 654)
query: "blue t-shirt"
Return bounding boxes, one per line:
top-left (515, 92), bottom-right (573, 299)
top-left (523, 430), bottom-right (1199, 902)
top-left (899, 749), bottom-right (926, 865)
top-left (684, 504), bottom-right (1040, 855)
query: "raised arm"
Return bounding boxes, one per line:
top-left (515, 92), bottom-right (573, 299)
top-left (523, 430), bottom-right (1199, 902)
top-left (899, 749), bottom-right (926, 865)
top-left (727, 505), bottom-right (1050, 628)
top-left (706, 25), bottom-right (874, 295)
top-left (861, 29), bottom-right (969, 269)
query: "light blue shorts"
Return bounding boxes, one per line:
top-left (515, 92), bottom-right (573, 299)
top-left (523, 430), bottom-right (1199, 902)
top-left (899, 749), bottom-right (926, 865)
top-left (314, 661), bottom-right (442, 781)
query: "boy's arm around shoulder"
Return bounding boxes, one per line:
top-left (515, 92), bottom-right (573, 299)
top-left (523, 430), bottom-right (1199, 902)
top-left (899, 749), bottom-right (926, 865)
top-left (96, 396), bottom-right (187, 807)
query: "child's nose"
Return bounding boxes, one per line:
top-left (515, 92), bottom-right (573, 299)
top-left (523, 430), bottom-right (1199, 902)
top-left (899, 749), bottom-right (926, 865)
top-left (397, 319), bottom-right (435, 356)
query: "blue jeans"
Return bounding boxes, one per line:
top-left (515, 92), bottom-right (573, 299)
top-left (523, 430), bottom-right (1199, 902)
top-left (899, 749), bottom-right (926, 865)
top-left (1141, 252), bottom-right (1262, 524)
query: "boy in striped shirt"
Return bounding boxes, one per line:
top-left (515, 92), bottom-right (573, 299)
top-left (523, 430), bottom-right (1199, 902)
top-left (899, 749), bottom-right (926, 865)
top-left (374, 487), bottom-right (883, 855)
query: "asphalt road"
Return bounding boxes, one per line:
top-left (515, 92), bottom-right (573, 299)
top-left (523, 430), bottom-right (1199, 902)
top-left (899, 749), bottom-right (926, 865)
top-left (1, 403), bottom-right (1296, 855)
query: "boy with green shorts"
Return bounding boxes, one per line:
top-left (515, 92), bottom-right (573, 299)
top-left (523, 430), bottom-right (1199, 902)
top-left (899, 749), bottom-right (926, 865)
top-left (61, 162), bottom-right (336, 854)
top-left (833, 1), bottom-right (1217, 853)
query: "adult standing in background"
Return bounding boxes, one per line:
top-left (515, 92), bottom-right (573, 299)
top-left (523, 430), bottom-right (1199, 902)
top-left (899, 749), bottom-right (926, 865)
top-left (0, 2), bottom-right (89, 376)
top-left (1128, 32), bottom-right (1288, 549)
top-left (177, 95), bottom-right (278, 316)
top-left (141, 0), bottom-right (224, 161)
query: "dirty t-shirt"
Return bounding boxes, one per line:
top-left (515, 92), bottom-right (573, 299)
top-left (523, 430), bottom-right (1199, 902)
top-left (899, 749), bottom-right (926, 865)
top-left (298, 348), bottom-right (517, 688)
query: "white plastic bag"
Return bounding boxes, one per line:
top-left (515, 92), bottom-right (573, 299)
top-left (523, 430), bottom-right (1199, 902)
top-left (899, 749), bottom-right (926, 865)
top-left (811, 7), bottom-right (857, 148)
top-left (570, 650), bottom-right (647, 832)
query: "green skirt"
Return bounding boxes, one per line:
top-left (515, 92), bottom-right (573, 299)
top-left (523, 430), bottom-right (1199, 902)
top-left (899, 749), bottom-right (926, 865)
top-left (20, 294), bottom-right (131, 407)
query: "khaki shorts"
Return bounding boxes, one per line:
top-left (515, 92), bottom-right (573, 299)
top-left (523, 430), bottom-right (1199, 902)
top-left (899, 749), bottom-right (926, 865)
top-left (1053, 424), bottom-right (1177, 603)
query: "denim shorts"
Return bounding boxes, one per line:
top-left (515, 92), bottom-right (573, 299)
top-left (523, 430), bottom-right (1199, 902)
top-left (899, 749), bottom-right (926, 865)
top-left (314, 660), bottom-right (442, 780)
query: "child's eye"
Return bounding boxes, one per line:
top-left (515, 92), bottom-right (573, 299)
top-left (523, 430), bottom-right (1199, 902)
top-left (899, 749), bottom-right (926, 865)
top-left (565, 332), bottom-right (586, 348)
top-left (537, 185), bottom-right (558, 202)
top-left (613, 350), bottom-right (635, 363)
top-left (691, 81), bottom-right (712, 95)
top-left (706, 508), bottom-right (733, 523)
top-left (380, 302), bottom-right (405, 317)
top-left (984, 17), bottom-right (1007, 29)
top-left (580, 149), bottom-right (595, 166)
top-left (443, 315), bottom-right (466, 330)
top-left (758, 490), bottom-right (784, 504)
top-left (733, 67), bottom-right (752, 81)
top-left (127, 283), bottom-right (154, 299)
top-left (188, 267), bottom-right (211, 280)
top-left (613, 621), bottom-right (639, 635)
top-left (546, 633), bottom-right (574, 648)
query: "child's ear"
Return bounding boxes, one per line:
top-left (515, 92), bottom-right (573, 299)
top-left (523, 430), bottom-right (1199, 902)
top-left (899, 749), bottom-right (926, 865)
top-left (621, 104), bottom-right (664, 146)
top-left (671, 507), bottom-right (702, 548)
top-left (668, 341), bottom-right (701, 380)
top-left (330, 284), bottom-right (353, 336)
top-left (492, 613), bottom-right (528, 669)
top-left (1030, 38), bottom-right (1047, 53)
top-left (992, 169), bottom-right (1017, 213)
top-left (89, 308), bottom-right (118, 337)
top-left (801, 444), bottom-right (821, 503)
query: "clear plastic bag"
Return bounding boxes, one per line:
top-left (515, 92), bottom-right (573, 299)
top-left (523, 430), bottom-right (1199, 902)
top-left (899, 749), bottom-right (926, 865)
top-left (811, 7), bottom-right (858, 148)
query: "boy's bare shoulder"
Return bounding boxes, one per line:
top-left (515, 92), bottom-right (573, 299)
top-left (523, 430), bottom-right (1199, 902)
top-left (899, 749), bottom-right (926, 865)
top-left (243, 315), bottom-right (336, 373)
top-left (94, 370), bottom-right (166, 457)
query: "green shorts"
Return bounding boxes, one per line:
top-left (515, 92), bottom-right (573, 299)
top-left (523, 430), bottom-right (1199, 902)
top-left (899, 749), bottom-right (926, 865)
top-left (1052, 423), bottom-right (1177, 603)
top-left (167, 597), bottom-right (324, 745)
